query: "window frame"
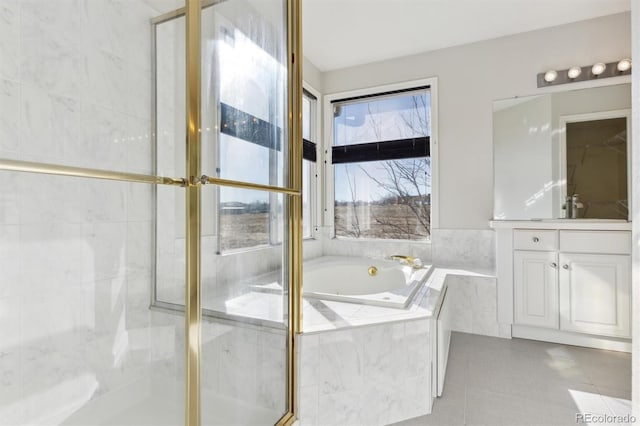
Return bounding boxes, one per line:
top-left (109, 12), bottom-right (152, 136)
top-left (302, 82), bottom-right (321, 240)
top-left (323, 78), bottom-right (439, 241)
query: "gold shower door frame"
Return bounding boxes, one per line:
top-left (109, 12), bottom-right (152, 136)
top-left (0, 0), bottom-right (302, 425)
top-left (184, 0), bottom-right (303, 425)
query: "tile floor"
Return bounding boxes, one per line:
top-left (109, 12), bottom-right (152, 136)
top-left (393, 332), bottom-right (632, 426)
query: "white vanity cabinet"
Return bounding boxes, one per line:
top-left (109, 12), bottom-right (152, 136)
top-left (513, 250), bottom-right (559, 329)
top-left (492, 221), bottom-right (632, 351)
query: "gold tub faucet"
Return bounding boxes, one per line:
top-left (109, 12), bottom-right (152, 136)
top-left (389, 255), bottom-right (419, 268)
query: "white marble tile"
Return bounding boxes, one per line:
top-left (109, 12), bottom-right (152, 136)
top-left (82, 222), bottom-right (127, 282)
top-left (20, 85), bottom-right (80, 161)
top-left (81, 179), bottom-right (127, 223)
top-left (298, 385), bottom-right (318, 426)
top-left (317, 329), bottom-right (364, 395)
top-left (127, 221), bottom-right (153, 275)
top-left (19, 223), bottom-right (84, 297)
top-left (125, 117), bottom-right (153, 174)
top-left (0, 78), bottom-right (19, 153)
top-left (73, 103), bottom-right (128, 170)
top-left (299, 334), bottom-right (319, 387)
top-left (256, 343), bottom-right (286, 411)
top-left (216, 328), bottom-right (259, 403)
top-left (83, 0), bottom-right (128, 59)
top-left (83, 47), bottom-right (127, 111)
top-left (432, 229), bottom-right (495, 271)
top-left (317, 390), bottom-right (361, 426)
top-left (0, 226), bottom-right (19, 298)
top-left (20, 0), bottom-right (84, 98)
top-left (126, 183), bottom-right (153, 222)
top-left (0, 0), bottom-right (20, 81)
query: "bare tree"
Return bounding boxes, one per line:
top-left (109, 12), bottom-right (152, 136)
top-left (360, 158), bottom-right (431, 238)
top-left (334, 165), bottom-right (362, 238)
top-left (335, 94), bottom-right (432, 240)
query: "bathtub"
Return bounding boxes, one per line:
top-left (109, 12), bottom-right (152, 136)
top-left (303, 256), bottom-right (431, 309)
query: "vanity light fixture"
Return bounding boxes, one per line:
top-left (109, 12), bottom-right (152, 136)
top-left (617, 58), bottom-right (631, 72)
top-left (567, 66), bottom-right (582, 79)
top-left (544, 70), bottom-right (558, 83)
top-left (591, 62), bottom-right (606, 76)
top-left (537, 58), bottom-right (631, 88)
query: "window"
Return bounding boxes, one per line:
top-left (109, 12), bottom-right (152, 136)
top-left (302, 88), bottom-right (318, 239)
top-left (331, 86), bottom-right (432, 240)
top-left (214, 21), bottom-right (286, 252)
top-left (211, 21), bottom-right (317, 251)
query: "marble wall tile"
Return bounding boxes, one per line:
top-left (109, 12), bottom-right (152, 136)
top-left (126, 221), bottom-right (153, 276)
top-left (20, 85), bottom-right (80, 162)
top-left (322, 236), bottom-right (432, 264)
top-left (298, 385), bottom-right (318, 426)
top-left (82, 222), bottom-right (127, 282)
top-left (0, 1), bottom-right (20, 81)
top-left (255, 335), bottom-right (286, 411)
top-left (0, 172), bottom-right (18, 225)
top-left (0, 225), bottom-right (19, 298)
top-left (74, 103), bottom-right (129, 171)
top-left (20, 1), bottom-right (84, 99)
top-left (431, 229), bottom-right (496, 271)
top-left (0, 78), bottom-right (19, 153)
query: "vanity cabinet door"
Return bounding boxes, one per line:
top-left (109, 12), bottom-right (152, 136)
top-left (514, 250), bottom-right (559, 329)
top-left (559, 253), bottom-right (631, 338)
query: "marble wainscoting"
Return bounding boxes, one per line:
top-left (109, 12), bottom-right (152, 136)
top-left (322, 236), bottom-right (432, 265)
top-left (297, 319), bottom-right (432, 426)
top-left (431, 229), bottom-right (496, 272)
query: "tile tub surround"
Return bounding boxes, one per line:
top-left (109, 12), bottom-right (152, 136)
top-left (297, 319), bottom-right (432, 426)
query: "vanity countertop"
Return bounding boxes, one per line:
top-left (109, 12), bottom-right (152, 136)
top-left (490, 219), bottom-right (631, 231)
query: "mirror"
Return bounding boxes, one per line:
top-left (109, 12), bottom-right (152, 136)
top-left (493, 83), bottom-right (631, 220)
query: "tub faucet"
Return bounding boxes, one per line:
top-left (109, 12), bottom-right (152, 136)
top-left (389, 255), bottom-right (422, 268)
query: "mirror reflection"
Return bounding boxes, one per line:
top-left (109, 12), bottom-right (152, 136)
top-left (493, 83), bottom-right (630, 220)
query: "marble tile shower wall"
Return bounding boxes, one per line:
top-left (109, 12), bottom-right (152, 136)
top-left (0, 1), bottom-right (184, 424)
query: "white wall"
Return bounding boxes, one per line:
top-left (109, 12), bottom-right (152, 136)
top-left (320, 12), bottom-right (631, 229)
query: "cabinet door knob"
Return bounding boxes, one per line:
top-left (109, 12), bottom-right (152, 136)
top-left (532, 237), bottom-right (540, 243)
top-left (550, 262), bottom-right (557, 268)
top-left (562, 264), bottom-right (569, 269)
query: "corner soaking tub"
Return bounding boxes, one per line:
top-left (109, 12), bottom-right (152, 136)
top-left (303, 256), bottom-right (431, 308)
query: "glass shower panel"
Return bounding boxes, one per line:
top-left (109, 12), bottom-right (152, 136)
top-left (200, 1), bottom-right (288, 188)
top-left (0, 173), bottom-right (185, 425)
top-left (155, 185), bottom-right (187, 306)
top-left (201, 185), bottom-right (288, 425)
top-left (0, 0), bottom-right (187, 424)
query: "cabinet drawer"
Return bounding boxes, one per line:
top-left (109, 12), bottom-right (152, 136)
top-left (514, 229), bottom-right (557, 251)
top-left (559, 231), bottom-right (631, 255)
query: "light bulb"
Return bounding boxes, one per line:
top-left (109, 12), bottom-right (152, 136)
top-left (544, 70), bottom-right (558, 83)
top-left (617, 58), bottom-right (631, 72)
top-left (567, 66), bottom-right (582, 79)
top-left (591, 62), bottom-right (606, 76)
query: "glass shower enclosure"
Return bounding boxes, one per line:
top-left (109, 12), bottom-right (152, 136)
top-left (0, 0), bottom-right (302, 425)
